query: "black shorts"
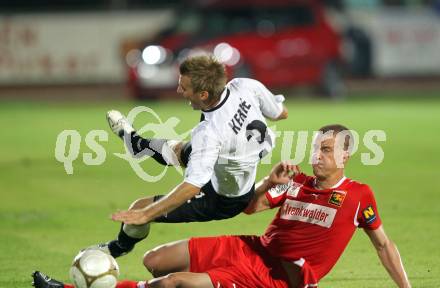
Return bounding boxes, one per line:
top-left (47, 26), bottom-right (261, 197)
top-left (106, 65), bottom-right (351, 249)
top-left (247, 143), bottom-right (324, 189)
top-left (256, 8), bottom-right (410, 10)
top-left (153, 181), bottom-right (255, 223)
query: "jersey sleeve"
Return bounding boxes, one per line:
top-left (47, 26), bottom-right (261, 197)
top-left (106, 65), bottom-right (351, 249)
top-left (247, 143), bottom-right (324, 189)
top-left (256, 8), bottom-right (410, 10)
top-left (357, 184), bottom-right (382, 230)
top-left (184, 122), bottom-right (221, 188)
top-left (265, 182), bottom-right (289, 208)
top-left (245, 78), bottom-right (285, 120)
top-left (265, 173), bottom-right (309, 208)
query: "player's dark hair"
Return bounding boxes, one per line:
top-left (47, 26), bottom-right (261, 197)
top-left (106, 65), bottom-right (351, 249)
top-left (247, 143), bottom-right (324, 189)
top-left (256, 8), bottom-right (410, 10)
top-left (179, 56), bottom-right (227, 102)
top-left (319, 124), bottom-right (353, 152)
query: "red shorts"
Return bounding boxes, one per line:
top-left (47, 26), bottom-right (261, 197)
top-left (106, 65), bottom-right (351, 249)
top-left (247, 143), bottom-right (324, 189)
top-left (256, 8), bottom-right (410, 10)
top-left (189, 235), bottom-right (289, 288)
top-left (189, 235), bottom-right (319, 288)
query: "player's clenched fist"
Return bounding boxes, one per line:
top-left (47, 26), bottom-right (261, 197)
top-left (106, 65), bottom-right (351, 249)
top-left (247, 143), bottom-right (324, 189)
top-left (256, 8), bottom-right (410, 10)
top-left (268, 161), bottom-right (300, 186)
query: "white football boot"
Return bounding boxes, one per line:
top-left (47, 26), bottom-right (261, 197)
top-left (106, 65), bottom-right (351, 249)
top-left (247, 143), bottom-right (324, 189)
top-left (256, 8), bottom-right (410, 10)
top-left (106, 110), bottom-right (135, 138)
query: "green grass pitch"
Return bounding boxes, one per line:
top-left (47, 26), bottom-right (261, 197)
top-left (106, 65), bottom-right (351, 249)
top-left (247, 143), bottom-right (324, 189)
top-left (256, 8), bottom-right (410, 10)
top-left (1, 93), bottom-right (439, 287)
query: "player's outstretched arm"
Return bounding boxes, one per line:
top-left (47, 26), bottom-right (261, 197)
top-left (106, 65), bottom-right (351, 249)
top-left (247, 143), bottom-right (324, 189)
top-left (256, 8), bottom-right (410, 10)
top-left (244, 161), bottom-right (298, 214)
top-left (364, 225), bottom-right (411, 288)
top-left (112, 182), bottom-right (201, 225)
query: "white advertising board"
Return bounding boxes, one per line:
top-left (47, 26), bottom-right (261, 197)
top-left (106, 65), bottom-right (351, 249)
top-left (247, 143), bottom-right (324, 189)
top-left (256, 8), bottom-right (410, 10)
top-left (349, 9), bottom-right (440, 76)
top-left (0, 11), bottom-right (173, 85)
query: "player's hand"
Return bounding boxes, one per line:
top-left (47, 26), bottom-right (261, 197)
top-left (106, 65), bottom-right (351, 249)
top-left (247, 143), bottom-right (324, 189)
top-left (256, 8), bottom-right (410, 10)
top-left (268, 161), bottom-right (300, 186)
top-left (111, 209), bottom-right (150, 225)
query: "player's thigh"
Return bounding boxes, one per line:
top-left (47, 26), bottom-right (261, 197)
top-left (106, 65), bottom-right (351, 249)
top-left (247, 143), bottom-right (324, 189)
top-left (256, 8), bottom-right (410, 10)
top-left (128, 196), bottom-right (155, 210)
top-left (148, 272), bottom-right (213, 288)
top-left (153, 192), bottom-right (214, 223)
top-left (143, 239), bottom-right (190, 277)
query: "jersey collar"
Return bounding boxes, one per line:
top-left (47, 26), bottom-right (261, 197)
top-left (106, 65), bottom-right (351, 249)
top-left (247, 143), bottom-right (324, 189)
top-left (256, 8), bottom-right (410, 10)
top-left (330, 176), bottom-right (347, 189)
top-left (305, 176), bottom-right (348, 194)
top-left (202, 88), bottom-right (230, 113)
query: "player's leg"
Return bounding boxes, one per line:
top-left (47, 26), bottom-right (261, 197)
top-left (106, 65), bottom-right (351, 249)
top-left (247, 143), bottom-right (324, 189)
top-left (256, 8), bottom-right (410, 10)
top-left (86, 195), bottom-right (155, 257)
top-left (143, 239), bottom-right (190, 277)
top-left (106, 196), bottom-right (155, 257)
top-left (95, 185), bottom-right (201, 259)
top-left (107, 183), bottom-right (212, 258)
top-left (100, 180), bottom-right (252, 258)
top-left (106, 110), bottom-right (190, 166)
top-left (148, 272), bottom-right (213, 288)
top-left (32, 271), bottom-right (212, 288)
top-left (98, 178), bottom-right (211, 258)
top-left (106, 186), bottom-right (206, 258)
top-left (144, 236), bottom-right (237, 287)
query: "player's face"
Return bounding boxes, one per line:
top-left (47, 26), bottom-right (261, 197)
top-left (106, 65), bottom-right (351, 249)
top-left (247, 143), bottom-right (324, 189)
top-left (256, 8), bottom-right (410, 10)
top-left (311, 135), bottom-right (347, 179)
top-left (177, 75), bottom-right (203, 110)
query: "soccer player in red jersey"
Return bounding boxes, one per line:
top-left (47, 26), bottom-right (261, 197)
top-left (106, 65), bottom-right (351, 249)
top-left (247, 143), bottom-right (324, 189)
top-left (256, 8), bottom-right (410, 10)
top-left (33, 124), bottom-right (411, 288)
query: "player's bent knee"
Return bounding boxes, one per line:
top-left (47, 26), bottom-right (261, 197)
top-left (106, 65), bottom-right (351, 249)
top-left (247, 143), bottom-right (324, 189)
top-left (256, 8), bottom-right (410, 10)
top-left (143, 249), bottom-right (157, 271)
top-left (143, 249), bottom-right (164, 276)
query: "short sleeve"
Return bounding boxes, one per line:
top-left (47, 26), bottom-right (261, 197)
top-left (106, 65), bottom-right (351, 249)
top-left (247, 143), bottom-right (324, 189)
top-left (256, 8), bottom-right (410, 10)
top-left (265, 182), bottom-right (289, 208)
top-left (265, 173), bottom-right (309, 208)
top-left (245, 78), bottom-right (285, 120)
top-left (184, 122), bottom-right (221, 188)
top-left (357, 185), bottom-right (382, 230)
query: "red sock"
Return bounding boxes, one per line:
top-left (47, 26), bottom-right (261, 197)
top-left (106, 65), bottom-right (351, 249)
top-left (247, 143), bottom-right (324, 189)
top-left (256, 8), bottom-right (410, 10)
top-left (116, 280), bottom-right (145, 288)
top-left (64, 280), bottom-right (143, 288)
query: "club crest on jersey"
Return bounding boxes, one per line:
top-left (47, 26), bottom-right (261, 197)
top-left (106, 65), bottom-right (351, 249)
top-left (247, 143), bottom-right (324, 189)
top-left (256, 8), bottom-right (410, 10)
top-left (362, 205), bottom-right (377, 224)
top-left (328, 190), bottom-right (346, 207)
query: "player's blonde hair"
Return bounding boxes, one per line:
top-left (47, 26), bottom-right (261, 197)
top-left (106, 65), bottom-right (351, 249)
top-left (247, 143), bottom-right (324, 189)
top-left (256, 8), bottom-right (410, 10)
top-left (179, 55), bottom-right (227, 101)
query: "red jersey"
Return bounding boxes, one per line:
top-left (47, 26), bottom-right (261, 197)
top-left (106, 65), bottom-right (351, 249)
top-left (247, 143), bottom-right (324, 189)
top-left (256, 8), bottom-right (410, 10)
top-left (260, 173), bottom-right (382, 281)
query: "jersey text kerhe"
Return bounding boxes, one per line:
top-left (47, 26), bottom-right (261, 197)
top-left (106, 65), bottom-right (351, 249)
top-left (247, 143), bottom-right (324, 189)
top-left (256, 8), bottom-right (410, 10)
top-left (228, 99), bottom-right (252, 134)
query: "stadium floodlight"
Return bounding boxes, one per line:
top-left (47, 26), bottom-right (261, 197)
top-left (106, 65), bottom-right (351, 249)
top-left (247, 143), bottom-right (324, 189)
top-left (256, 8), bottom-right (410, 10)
top-left (214, 42), bottom-right (240, 66)
top-left (142, 45), bottom-right (167, 65)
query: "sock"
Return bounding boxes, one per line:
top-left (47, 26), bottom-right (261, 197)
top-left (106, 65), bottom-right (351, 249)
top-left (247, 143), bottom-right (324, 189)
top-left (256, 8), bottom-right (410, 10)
top-left (127, 132), bottom-right (179, 166)
top-left (108, 224), bottom-right (148, 258)
top-left (123, 222), bottom-right (150, 239)
top-left (65, 280), bottom-right (145, 288)
top-left (116, 280), bottom-right (146, 288)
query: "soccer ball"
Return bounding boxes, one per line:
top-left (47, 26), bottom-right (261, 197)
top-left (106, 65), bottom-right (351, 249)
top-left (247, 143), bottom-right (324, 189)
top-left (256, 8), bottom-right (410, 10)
top-left (69, 249), bottom-right (119, 288)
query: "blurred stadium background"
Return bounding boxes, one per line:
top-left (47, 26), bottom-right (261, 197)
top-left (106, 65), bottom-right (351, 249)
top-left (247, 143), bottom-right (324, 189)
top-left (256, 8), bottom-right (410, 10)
top-left (1, 0), bottom-right (439, 287)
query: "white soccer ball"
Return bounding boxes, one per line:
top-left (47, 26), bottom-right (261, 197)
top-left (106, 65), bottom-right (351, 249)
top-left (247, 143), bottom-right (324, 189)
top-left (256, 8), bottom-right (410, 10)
top-left (69, 249), bottom-right (119, 288)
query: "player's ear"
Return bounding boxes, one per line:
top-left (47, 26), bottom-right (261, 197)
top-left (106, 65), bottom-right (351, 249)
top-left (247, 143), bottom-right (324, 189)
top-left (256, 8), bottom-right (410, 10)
top-left (199, 91), bottom-right (209, 101)
top-left (342, 150), bottom-right (350, 164)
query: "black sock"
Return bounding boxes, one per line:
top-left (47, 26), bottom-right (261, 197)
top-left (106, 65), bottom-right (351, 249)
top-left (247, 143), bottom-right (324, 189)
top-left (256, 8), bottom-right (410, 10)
top-left (108, 240), bottom-right (130, 258)
top-left (126, 132), bottom-right (169, 166)
top-left (108, 224), bottom-right (146, 258)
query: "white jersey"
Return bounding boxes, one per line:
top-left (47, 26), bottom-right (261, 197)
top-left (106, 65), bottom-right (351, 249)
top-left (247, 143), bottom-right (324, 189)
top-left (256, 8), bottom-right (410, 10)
top-left (184, 78), bottom-right (285, 197)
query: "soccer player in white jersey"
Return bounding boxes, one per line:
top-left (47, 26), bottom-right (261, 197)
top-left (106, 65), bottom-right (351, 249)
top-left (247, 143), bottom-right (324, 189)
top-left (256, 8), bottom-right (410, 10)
top-left (100, 55), bottom-right (288, 258)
